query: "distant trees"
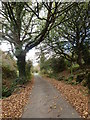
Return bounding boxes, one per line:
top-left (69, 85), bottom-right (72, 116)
top-left (40, 51), bottom-right (46, 73)
top-left (39, 48), bottom-right (50, 74)
top-left (39, 48), bottom-right (67, 75)
top-left (49, 57), bottom-right (67, 73)
top-left (1, 2), bottom-right (74, 82)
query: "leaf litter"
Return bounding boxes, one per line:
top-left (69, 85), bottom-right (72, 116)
top-left (44, 77), bottom-right (89, 119)
top-left (1, 78), bottom-right (34, 118)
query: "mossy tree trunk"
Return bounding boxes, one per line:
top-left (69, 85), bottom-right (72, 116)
top-left (17, 53), bottom-right (26, 80)
top-left (77, 51), bottom-right (83, 67)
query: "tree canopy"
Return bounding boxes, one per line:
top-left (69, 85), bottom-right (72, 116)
top-left (38, 2), bottom-right (90, 67)
top-left (1, 2), bottom-right (75, 80)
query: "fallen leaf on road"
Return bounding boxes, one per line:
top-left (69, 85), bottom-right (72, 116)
top-left (54, 96), bottom-right (58, 99)
top-left (53, 105), bottom-right (56, 109)
top-left (49, 105), bottom-right (52, 109)
top-left (57, 114), bottom-right (60, 117)
top-left (60, 107), bottom-right (62, 111)
top-left (48, 109), bottom-right (52, 113)
top-left (58, 109), bottom-right (60, 112)
top-left (52, 101), bottom-right (55, 104)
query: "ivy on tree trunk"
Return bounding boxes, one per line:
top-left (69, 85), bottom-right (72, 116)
top-left (17, 54), bottom-right (26, 80)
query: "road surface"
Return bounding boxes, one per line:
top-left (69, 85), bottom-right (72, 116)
top-left (22, 75), bottom-right (81, 118)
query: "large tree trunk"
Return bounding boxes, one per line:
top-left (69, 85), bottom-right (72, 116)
top-left (77, 51), bottom-right (83, 67)
top-left (17, 53), bottom-right (26, 79)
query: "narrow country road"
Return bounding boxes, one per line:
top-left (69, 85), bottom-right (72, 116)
top-left (22, 75), bottom-right (81, 118)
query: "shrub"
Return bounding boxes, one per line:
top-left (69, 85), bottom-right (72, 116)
top-left (1, 51), bottom-right (18, 98)
top-left (68, 75), bottom-right (74, 80)
top-left (2, 82), bottom-right (16, 98)
top-left (2, 51), bottom-right (17, 79)
top-left (87, 73), bottom-right (90, 89)
top-left (2, 86), bottom-right (12, 97)
top-left (63, 75), bottom-right (74, 84)
top-left (57, 76), bottom-right (65, 81)
top-left (69, 82), bottom-right (77, 85)
top-left (76, 73), bottom-right (85, 83)
top-left (26, 60), bottom-right (32, 81)
top-left (72, 64), bottom-right (79, 72)
top-left (82, 80), bottom-right (87, 87)
top-left (2, 65), bottom-right (17, 79)
top-left (64, 78), bottom-right (68, 82)
top-left (50, 57), bottom-right (67, 74)
top-left (14, 77), bottom-right (27, 85)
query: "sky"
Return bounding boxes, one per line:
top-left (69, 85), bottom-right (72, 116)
top-left (0, 42), bottom-right (38, 66)
top-left (26, 48), bottom-right (38, 66)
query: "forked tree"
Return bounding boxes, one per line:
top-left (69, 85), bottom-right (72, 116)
top-left (1, 2), bottom-right (74, 81)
